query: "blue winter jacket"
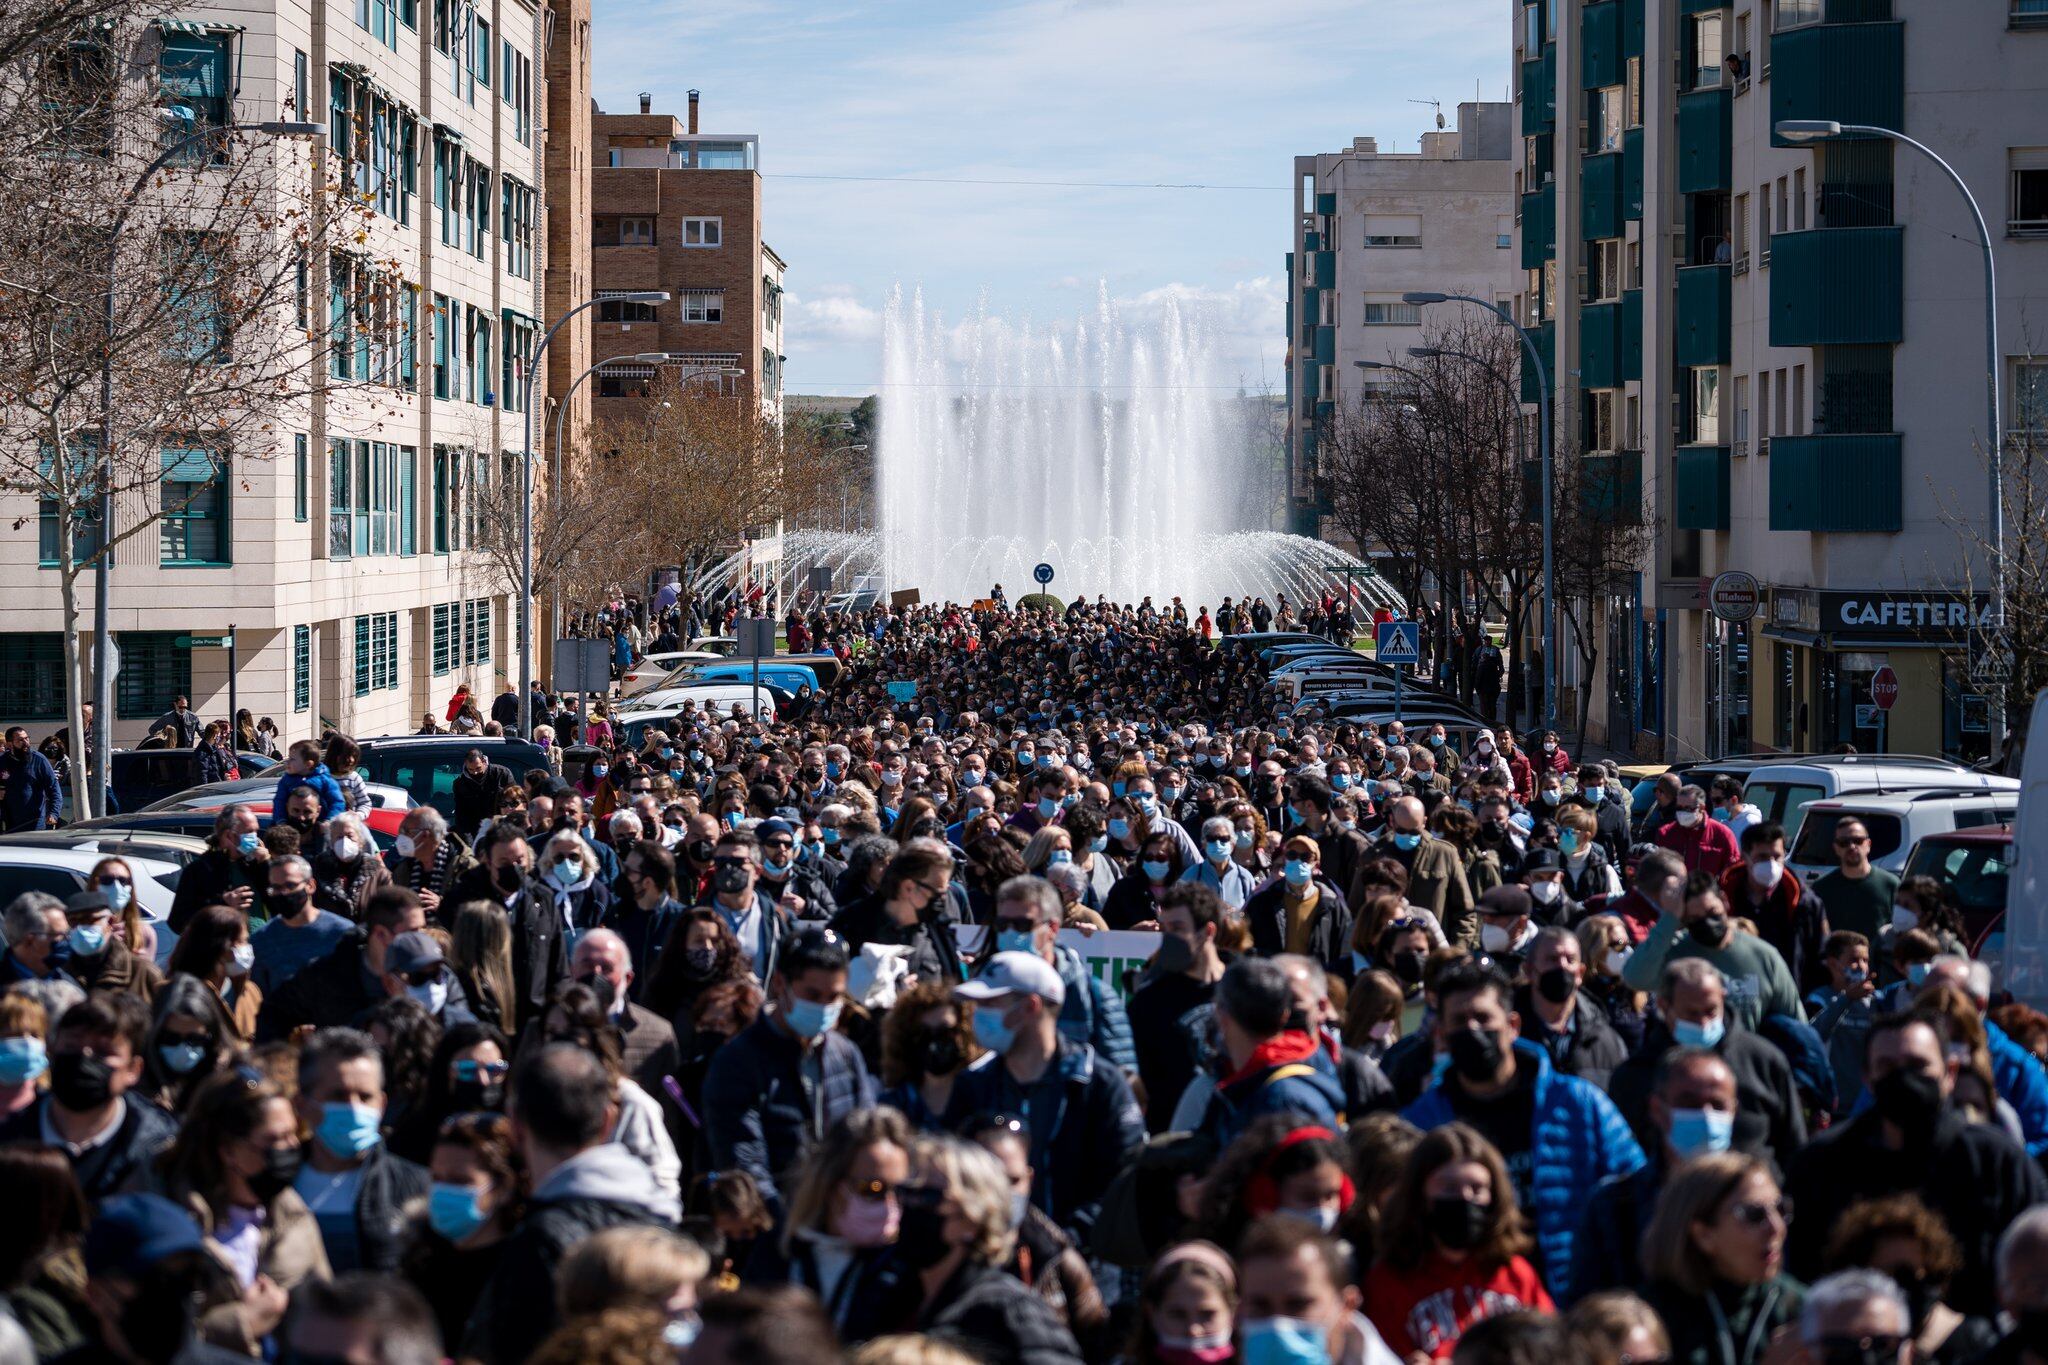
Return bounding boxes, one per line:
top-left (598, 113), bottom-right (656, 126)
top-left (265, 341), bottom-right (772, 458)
top-left (1404, 1039), bottom-right (1646, 1301)
top-left (268, 763), bottom-right (347, 824)
top-left (1986, 1020), bottom-right (2048, 1158)
top-left (1199, 1040), bottom-right (1348, 1150)
top-left (1052, 942), bottom-right (1137, 1073)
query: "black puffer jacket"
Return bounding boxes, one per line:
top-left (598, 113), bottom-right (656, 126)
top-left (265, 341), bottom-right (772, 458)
top-left (918, 1260), bottom-right (1084, 1365)
top-left (344, 1145), bottom-right (432, 1273)
top-left (1514, 985), bottom-right (1629, 1092)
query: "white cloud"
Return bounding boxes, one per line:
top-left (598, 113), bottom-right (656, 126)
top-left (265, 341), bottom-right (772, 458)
top-left (786, 292), bottom-right (883, 346)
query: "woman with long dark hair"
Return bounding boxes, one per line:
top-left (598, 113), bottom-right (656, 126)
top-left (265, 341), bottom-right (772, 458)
top-left (642, 908), bottom-right (749, 1040)
top-left (388, 1021), bottom-right (512, 1163)
top-left (401, 1112), bottom-right (522, 1353)
top-left (165, 902), bottom-right (263, 1043)
top-left (140, 975), bottom-right (234, 1114)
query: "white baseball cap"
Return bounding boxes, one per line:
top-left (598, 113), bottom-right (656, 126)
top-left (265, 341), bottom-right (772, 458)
top-left (956, 951), bottom-right (1066, 1008)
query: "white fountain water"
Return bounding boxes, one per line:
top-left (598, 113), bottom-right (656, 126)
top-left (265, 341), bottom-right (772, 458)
top-left (698, 284), bottom-right (1405, 614)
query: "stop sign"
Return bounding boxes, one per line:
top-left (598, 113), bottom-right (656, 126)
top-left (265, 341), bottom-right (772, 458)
top-left (1871, 666), bottom-right (1900, 711)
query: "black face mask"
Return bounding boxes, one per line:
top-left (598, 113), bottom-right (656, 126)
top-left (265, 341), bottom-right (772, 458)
top-left (2012, 1311), bottom-right (2048, 1359)
top-left (49, 1051), bottom-right (114, 1110)
top-left (494, 864), bottom-right (525, 895)
top-left (1391, 950), bottom-right (1428, 987)
top-left (1535, 966), bottom-right (1577, 1005)
top-left (1889, 1271), bottom-right (1941, 1333)
top-left (449, 1077), bottom-right (506, 1112)
top-left (893, 1198), bottom-right (954, 1269)
top-left (267, 888), bottom-right (311, 918)
top-left (922, 1032), bottom-right (965, 1077)
top-left (687, 839), bottom-right (716, 866)
top-left (1152, 933), bottom-right (1196, 975)
top-left (1427, 1195), bottom-right (1491, 1251)
top-left (713, 865), bottom-right (750, 896)
top-left (247, 1144), bottom-right (303, 1204)
top-left (1447, 1026), bottom-right (1505, 1082)
top-left (1871, 1067), bottom-right (1944, 1139)
top-left (1687, 913), bottom-right (1730, 947)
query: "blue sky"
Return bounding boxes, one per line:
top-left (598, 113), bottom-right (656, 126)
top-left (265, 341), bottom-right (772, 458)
top-left (589, 0), bottom-right (1509, 397)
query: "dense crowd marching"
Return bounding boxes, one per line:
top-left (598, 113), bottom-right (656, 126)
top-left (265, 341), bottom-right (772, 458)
top-left (0, 592), bottom-right (2044, 1365)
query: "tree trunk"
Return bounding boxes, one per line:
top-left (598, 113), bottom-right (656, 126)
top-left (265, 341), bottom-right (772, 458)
top-left (57, 538), bottom-right (92, 822)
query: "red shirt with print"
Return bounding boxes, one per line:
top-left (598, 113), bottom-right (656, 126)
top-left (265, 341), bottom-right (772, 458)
top-left (1362, 1252), bottom-right (1554, 1360)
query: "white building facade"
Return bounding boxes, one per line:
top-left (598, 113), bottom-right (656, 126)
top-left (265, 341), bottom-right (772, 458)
top-left (0, 0), bottom-right (555, 745)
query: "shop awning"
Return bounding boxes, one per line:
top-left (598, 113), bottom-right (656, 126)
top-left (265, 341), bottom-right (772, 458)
top-left (158, 18), bottom-right (245, 33)
top-left (1762, 625), bottom-right (1824, 648)
top-left (1763, 625), bottom-right (1959, 652)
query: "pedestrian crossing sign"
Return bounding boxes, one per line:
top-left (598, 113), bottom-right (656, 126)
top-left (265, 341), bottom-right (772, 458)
top-left (1376, 620), bottom-right (1421, 665)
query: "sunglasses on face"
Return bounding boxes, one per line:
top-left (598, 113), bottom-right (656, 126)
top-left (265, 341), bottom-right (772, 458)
top-left (95, 875), bottom-right (132, 888)
top-left (454, 1058), bottom-right (510, 1081)
top-left (1728, 1197), bottom-right (1791, 1226)
top-left (846, 1177), bottom-right (898, 1203)
top-left (1835, 835), bottom-right (1869, 846)
top-left (762, 838), bottom-right (795, 851)
top-left (403, 967), bottom-right (447, 988)
top-left (993, 915), bottom-right (1037, 934)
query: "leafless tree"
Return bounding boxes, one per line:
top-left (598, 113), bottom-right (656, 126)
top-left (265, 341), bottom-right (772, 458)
top-left (0, 6), bottom-right (380, 814)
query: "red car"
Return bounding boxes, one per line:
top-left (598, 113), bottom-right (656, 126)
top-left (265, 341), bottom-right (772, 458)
top-left (1903, 824), bottom-right (2011, 952)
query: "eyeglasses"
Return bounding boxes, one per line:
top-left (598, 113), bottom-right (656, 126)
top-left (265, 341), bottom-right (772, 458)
top-left (762, 838), bottom-right (795, 851)
top-left (993, 915), bottom-right (1037, 933)
top-left (454, 1058), bottom-right (510, 1081)
top-left (1728, 1197), bottom-right (1791, 1226)
top-left (95, 875), bottom-right (132, 888)
top-left (1834, 835), bottom-right (1869, 847)
top-left (403, 967), bottom-right (447, 988)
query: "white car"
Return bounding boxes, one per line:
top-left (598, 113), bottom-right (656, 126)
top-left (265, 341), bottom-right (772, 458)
top-left (1729, 756), bottom-right (2016, 846)
top-left (0, 845), bottom-right (183, 966)
top-left (618, 681), bottom-right (779, 720)
top-left (1786, 788), bottom-right (2019, 881)
top-left (619, 651), bottom-right (723, 697)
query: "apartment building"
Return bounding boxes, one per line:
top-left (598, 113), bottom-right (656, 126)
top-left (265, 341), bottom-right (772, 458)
top-left (1514, 0), bottom-right (2048, 759)
top-left (1285, 104), bottom-right (1519, 537)
top-left (0, 0), bottom-right (575, 745)
top-left (588, 92), bottom-right (787, 422)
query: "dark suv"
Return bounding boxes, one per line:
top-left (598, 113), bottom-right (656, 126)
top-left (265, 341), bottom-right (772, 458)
top-left (353, 736), bottom-right (550, 820)
top-left (109, 750), bottom-right (276, 815)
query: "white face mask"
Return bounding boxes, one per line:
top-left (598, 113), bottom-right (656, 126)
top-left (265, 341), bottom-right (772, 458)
top-left (394, 834), bottom-right (417, 859)
top-left (409, 978), bottom-right (449, 1015)
top-left (1480, 922), bottom-right (1514, 952)
top-left (1750, 858), bottom-right (1785, 891)
top-left (1675, 809), bottom-right (1701, 827)
top-left (1605, 947), bottom-right (1632, 975)
top-left (1528, 880), bottom-right (1562, 904)
top-left (332, 836), bottom-right (362, 864)
top-left (1891, 903), bottom-right (1917, 931)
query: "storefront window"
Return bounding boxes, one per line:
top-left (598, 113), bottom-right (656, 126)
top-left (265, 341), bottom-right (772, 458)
top-left (1942, 656), bottom-right (1992, 766)
top-left (1773, 643), bottom-right (1795, 750)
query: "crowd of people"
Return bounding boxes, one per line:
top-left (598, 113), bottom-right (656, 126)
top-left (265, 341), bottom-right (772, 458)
top-left (0, 591), bottom-right (2045, 1365)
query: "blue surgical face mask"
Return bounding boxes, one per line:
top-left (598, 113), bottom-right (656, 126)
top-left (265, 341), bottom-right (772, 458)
top-left (1205, 839), bottom-right (1232, 864)
top-left (763, 855), bottom-right (794, 878)
top-left (237, 832), bottom-right (261, 857)
top-left (1667, 1106), bottom-right (1736, 1158)
top-left (98, 880), bottom-right (133, 912)
top-left (1233, 829), bottom-right (1254, 851)
top-left (1159, 786), bottom-right (1183, 803)
top-left (1671, 1015), bottom-right (1727, 1049)
top-left (996, 928), bottom-right (1037, 955)
top-left (159, 1042), bottom-right (207, 1075)
top-left (429, 1183), bottom-right (489, 1242)
top-left (1142, 859), bottom-right (1171, 882)
top-left (1392, 831), bottom-right (1422, 852)
top-left (1907, 963), bottom-right (1931, 987)
top-left (959, 770), bottom-right (982, 788)
top-left (826, 761), bottom-right (843, 779)
top-left (822, 828), bottom-right (841, 846)
top-left (1331, 774), bottom-right (1351, 790)
top-left (972, 1009), bottom-right (1017, 1055)
top-left (1558, 830), bottom-right (1580, 857)
top-left (783, 995), bottom-right (842, 1040)
top-left (1088, 836), bottom-right (1108, 854)
top-left (1240, 1316), bottom-right (1330, 1365)
top-left (1111, 781), bottom-right (1127, 798)
top-left (66, 924), bottom-right (107, 957)
top-left (0, 1036), bottom-right (48, 1086)
top-left (1037, 798), bottom-right (1059, 820)
top-left (316, 1101), bottom-right (384, 1159)
top-left (1109, 818), bottom-right (1131, 841)
top-left (1047, 850), bottom-right (1072, 867)
top-left (1283, 859), bottom-right (1312, 888)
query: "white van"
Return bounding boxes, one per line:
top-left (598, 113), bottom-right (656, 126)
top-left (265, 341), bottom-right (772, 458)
top-left (1732, 755), bottom-right (2016, 846)
top-left (615, 683), bottom-right (777, 722)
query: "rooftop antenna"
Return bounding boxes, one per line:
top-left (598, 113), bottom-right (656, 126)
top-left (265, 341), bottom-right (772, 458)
top-left (1409, 97), bottom-right (1446, 130)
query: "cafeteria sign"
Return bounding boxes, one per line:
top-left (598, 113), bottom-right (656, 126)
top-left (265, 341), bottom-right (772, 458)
top-left (1820, 590), bottom-right (1991, 640)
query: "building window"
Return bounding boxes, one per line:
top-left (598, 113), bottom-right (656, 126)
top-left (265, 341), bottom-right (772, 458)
top-left (467, 310), bottom-right (492, 404)
top-left (354, 612), bottom-right (399, 696)
top-left (292, 48), bottom-right (309, 117)
top-left (293, 624), bottom-right (311, 712)
top-left (329, 67), bottom-right (419, 224)
top-left (1775, 0), bottom-right (1822, 28)
top-left (158, 32), bottom-right (230, 162)
top-left (1690, 12), bottom-right (1725, 89)
top-left (327, 440), bottom-right (412, 558)
top-left (116, 632), bottom-right (191, 720)
top-left (2010, 149), bottom-right (2048, 236)
top-left (1587, 239), bottom-right (1624, 301)
top-left (597, 298), bottom-right (659, 324)
top-left (2017, 0), bottom-right (2048, 26)
top-left (1583, 390), bottom-right (1617, 452)
top-left (160, 447), bottom-right (229, 566)
top-left (1627, 57), bottom-right (1643, 127)
top-left (1361, 297), bottom-right (1421, 326)
top-left (1362, 214), bottom-right (1422, 248)
top-left (502, 178), bottom-right (535, 279)
top-left (501, 314), bottom-right (533, 413)
top-left (472, 16), bottom-right (491, 89)
top-left (1591, 87), bottom-right (1624, 153)
top-left (0, 635), bottom-right (66, 720)
top-left (37, 439), bottom-right (104, 570)
top-left (432, 295), bottom-right (452, 399)
top-left (1694, 368), bottom-right (1723, 445)
top-left (681, 217), bottom-right (722, 247)
top-left (680, 290), bottom-right (724, 323)
top-left (2014, 359), bottom-right (2048, 438)
top-left (294, 434), bottom-right (309, 522)
top-left (1496, 215), bottom-right (1514, 249)
top-left (431, 603), bottom-right (453, 674)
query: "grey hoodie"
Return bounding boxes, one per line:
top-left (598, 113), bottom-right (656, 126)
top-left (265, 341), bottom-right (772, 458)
top-left (531, 1140), bottom-right (680, 1223)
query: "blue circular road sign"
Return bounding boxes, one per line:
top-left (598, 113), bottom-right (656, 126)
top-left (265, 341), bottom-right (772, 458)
top-left (1033, 562), bottom-right (1055, 585)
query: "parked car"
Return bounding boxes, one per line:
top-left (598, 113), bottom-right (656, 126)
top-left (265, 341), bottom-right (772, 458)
top-left (1675, 753), bottom-right (2013, 845)
top-left (619, 651), bottom-right (722, 696)
top-left (71, 803), bottom-right (407, 852)
top-left (614, 701), bottom-right (779, 751)
top-left (140, 777), bottom-right (415, 814)
top-left (1902, 824), bottom-right (2013, 956)
top-left (350, 736), bottom-right (551, 821)
top-left (0, 846), bottom-right (182, 965)
top-left (108, 749), bottom-right (277, 814)
top-left (1787, 789), bottom-right (2019, 881)
top-left (689, 636), bottom-right (739, 657)
top-left (0, 829), bottom-right (211, 873)
top-left (616, 682), bottom-right (782, 720)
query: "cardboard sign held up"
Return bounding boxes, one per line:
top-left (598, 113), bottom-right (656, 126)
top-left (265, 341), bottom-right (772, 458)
top-left (890, 588), bottom-right (921, 610)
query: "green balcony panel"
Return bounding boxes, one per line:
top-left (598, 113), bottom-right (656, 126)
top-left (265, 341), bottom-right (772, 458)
top-left (1313, 251), bottom-right (1336, 289)
top-left (1520, 49), bottom-right (1555, 129)
top-left (1521, 183), bottom-right (1556, 269)
top-left (1316, 192), bottom-right (1336, 216)
top-left (1770, 22), bottom-right (1904, 148)
top-left (1679, 0), bottom-right (1724, 11)
top-left (1580, 302), bottom-right (1623, 390)
top-left (1620, 288), bottom-right (1643, 382)
top-left (1677, 88), bottom-right (1732, 195)
top-left (1622, 127), bottom-right (1644, 220)
top-left (1520, 322), bottom-right (1555, 406)
top-left (1674, 445), bottom-right (1731, 530)
top-left (1284, 250), bottom-right (1294, 282)
top-left (1582, 151), bottom-right (1623, 240)
top-left (1582, 1), bottom-right (1622, 89)
top-left (1621, 0), bottom-right (1645, 57)
top-left (1580, 451), bottom-right (1643, 523)
top-left (1769, 227), bottom-right (1903, 347)
top-left (1315, 400), bottom-right (1335, 421)
top-left (1676, 264), bottom-right (1732, 367)
top-left (1302, 231), bottom-right (1320, 253)
top-left (1770, 433), bottom-right (1902, 531)
top-left (1314, 326), bottom-right (1336, 364)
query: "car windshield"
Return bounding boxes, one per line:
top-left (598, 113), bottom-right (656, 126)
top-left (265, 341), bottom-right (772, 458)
top-left (1906, 839), bottom-right (2011, 912)
top-left (1789, 811), bottom-right (1903, 863)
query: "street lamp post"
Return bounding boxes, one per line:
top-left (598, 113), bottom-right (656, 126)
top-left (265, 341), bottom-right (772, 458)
top-left (1403, 291), bottom-right (1557, 733)
top-left (517, 292), bottom-right (669, 736)
top-left (1776, 119), bottom-right (2007, 752)
top-left (89, 116), bottom-right (323, 818)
